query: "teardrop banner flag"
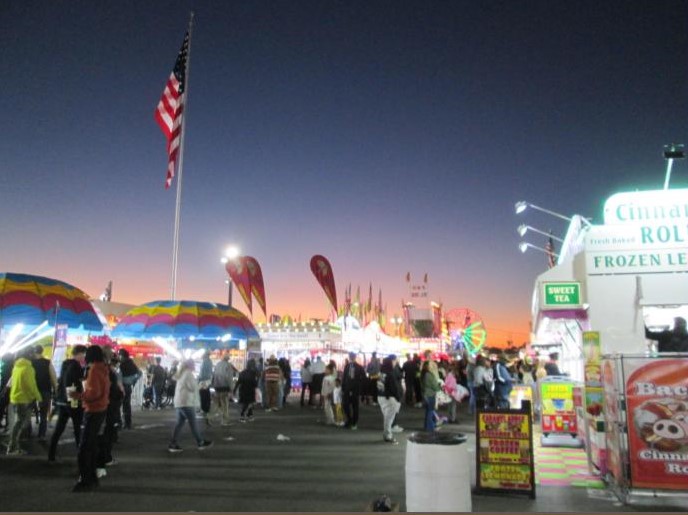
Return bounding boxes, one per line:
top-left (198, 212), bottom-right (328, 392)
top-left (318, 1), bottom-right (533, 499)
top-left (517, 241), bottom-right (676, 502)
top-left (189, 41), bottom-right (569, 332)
top-left (225, 257), bottom-right (252, 315)
top-left (310, 255), bottom-right (338, 313)
top-left (244, 256), bottom-right (267, 317)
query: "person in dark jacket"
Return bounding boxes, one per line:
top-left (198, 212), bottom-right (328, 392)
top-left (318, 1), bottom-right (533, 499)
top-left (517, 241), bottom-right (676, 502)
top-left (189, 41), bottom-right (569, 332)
top-left (401, 354), bottom-right (417, 407)
top-left (118, 348), bottom-right (142, 429)
top-left (234, 359), bottom-right (259, 422)
top-left (71, 345), bottom-right (110, 492)
top-left (492, 355), bottom-right (513, 409)
top-left (48, 344), bottom-right (87, 462)
top-left (544, 353), bottom-right (562, 376)
top-left (378, 355), bottom-right (402, 444)
top-left (342, 352), bottom-right (366, 430)
top-left (32, 345), bottom-right (57, 440)
top-left (645, 317), bottom-right (688, 353)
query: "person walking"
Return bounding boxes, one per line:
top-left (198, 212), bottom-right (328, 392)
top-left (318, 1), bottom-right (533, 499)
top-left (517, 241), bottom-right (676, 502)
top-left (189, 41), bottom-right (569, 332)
top-left (31, 345), bottom-right (57, 440)
top-left (95, 346), bottom-right (124, 478)
top-left (401, 353), bottom-right (417, 407)
top-left (235, 359), bottom-right (259, 422)
top-left (118, 348), bottom-right (141, 430)
top-left (493, 355), bottom-right (513, 409)
top-left (473, 355), bottom-right (494, 410)
top-left (70, 345), bottom-right (110, 492)
top-left (421, 360), bottom-right (441, 432)
top-left (149, 357), bottom-right (166, 410)
top-left (378, 355), bottom-right (402, 444)
top-left (321, 364), bottom-right (337, 425)
top-left (212, 354), bottom-right (234, 426)
top-left (48, 345), bottom-right (87, 462)
top-left (0, 353), bottom-right (15, 432)
top-left (279, 358), bottom-right (292, 406)
top-left (366, 352), bottom-right (381, 406)
top-left (263, 356), bottom-right (283, 411)
top-left (168, 359), bottom-right (213, 453)
top-left (6, 348), bottom-right (42, 455)
top-left (412, 354), bottom-right (423, 407)
top-left (310, 356), bottom-right (326, 408)
top-left (299, 358), bottom-right (313, 407)
top-left (198, 351), bottom-right (214, 425)
top-left (342, 352), bottom-right (366, 430)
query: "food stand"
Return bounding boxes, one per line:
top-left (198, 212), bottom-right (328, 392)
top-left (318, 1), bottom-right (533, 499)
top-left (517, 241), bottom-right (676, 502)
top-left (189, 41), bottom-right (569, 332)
top-left (527, 187), bottom-right (688, 502)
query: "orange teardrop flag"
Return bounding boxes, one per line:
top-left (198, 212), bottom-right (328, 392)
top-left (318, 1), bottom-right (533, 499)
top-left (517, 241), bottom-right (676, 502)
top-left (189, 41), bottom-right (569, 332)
top-left (310, 255), bottom-right (337, 313)
top-left (225, 257), bottom-right (252, 315)
top-left (245, 256), bottom-right (267, 318)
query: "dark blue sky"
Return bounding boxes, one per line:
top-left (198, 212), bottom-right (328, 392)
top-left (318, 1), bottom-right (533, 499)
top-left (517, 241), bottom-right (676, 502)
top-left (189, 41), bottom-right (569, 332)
top-left (2, 1), bottom-right (687, 343)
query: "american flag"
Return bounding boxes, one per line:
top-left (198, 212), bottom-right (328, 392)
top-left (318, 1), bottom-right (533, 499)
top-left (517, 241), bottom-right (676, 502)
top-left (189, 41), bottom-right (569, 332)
top-left (545, 233), bottom-right (556, 268)
top-left (155, 32), bottom-right (189, 189)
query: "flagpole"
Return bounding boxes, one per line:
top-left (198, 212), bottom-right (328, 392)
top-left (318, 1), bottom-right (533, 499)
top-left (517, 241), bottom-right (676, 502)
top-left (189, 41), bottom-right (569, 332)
top-left (171, 11), bottom-right (195, 300)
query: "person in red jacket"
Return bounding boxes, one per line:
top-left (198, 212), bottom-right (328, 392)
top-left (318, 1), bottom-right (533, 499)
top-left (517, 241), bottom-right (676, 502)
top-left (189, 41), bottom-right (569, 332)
top-left (70, 345), bottom-right (110, 492)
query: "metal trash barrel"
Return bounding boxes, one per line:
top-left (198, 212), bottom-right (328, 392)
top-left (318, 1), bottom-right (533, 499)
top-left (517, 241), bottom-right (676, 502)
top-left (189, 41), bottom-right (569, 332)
top-left (405, 432), bottom-right (471, 512)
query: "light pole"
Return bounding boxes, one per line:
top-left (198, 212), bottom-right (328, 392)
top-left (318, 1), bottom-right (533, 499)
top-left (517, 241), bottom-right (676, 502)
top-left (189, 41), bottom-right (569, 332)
top-left (221, 245), bottom-right (241, 308)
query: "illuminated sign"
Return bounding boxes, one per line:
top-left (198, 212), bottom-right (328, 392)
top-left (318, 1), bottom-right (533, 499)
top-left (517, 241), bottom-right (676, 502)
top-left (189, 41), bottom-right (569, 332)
top-left (585, 225), bottom-right (688, 275)
top-left (603, 189), bottom-right (688, 226)
top-left (543, 282), bottom-right (581, 307)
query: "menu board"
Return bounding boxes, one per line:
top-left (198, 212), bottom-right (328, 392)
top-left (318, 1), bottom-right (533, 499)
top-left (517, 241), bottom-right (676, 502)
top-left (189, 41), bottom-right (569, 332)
top-left (541, 381), bottom-right (577, 436)
top-left (476, 404), bottom-right (536, 498)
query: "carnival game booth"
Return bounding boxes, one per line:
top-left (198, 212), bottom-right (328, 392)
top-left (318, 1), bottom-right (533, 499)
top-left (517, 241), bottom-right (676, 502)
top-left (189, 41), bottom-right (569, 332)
top-left (528, 188), bottom-right (688, 501)
top-left (257, 320), bottom-right (344, 388)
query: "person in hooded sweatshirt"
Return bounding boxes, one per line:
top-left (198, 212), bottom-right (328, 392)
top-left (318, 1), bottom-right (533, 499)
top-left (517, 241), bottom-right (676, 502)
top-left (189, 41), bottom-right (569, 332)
top-left (49, 344), bottom-right (87, 462)
top-left (70, 345), bottom-right (110, 492)
top-left (6, 347), bottom-right (42, 455)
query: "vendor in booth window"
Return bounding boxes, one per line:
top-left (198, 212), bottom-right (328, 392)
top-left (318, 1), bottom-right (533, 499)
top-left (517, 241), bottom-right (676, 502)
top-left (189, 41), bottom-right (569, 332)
top-left (645, 316), bottom-right (688, 353)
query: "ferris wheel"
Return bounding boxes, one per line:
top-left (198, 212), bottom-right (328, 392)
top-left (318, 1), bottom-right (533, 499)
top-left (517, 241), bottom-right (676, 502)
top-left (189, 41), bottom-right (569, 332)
top-left (444, 308), bottom-right (487, 355)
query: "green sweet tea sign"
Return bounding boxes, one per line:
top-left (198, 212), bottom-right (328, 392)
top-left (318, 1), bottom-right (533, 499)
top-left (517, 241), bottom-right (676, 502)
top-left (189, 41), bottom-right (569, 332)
top-left (543, 282), bottom-right (581, 307)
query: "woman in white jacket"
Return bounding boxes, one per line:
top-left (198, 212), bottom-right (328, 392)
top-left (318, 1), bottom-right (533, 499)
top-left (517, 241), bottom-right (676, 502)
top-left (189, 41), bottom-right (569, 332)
top-left (168, 359), bottom-right (213, 453)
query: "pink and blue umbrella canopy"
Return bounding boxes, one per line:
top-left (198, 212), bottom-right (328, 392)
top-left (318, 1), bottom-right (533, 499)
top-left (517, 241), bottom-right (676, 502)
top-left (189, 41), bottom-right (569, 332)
top-left (112, 300), bottom-right (259, 344)
top-left (0, 273), bottom-right (103, 331)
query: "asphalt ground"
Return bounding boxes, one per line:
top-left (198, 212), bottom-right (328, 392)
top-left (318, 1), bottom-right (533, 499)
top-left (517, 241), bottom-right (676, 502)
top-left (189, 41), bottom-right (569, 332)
top-left (1, 398), bottom-right (687, 512)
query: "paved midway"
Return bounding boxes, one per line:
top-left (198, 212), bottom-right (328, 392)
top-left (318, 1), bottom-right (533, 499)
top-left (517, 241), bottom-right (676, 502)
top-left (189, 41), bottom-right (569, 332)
top-left (1, 400), bottom-right (687, 512)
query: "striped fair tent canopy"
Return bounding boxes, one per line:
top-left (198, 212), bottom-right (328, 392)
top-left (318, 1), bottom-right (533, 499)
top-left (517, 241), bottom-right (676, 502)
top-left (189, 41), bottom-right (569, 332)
top-left (0, 272), bottom-right (103, 332)
top-left (112, 300), bottom-right (259, 347)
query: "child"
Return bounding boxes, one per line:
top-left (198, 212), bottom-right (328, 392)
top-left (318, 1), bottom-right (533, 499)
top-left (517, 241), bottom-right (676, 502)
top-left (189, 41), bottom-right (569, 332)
top-left (333, 378), bottom-right (345, 427)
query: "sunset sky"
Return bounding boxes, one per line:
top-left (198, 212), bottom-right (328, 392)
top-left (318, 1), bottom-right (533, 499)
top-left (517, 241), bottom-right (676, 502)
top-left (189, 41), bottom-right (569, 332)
top-left (2, 1), bottom-right (687, 345)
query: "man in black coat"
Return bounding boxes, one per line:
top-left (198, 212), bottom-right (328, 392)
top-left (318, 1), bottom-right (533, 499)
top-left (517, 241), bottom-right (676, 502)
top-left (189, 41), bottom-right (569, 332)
top-left (342, 352), bottom-right (366, 430)
top-left (49, 345), bottom-right (87, 462)
top-left (645, 317), bottom-right (688, 353)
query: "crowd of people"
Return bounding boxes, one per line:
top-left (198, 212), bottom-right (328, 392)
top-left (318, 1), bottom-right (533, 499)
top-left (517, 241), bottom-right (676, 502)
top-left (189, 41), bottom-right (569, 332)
top-left (0, 340), bottom-right (579, 493)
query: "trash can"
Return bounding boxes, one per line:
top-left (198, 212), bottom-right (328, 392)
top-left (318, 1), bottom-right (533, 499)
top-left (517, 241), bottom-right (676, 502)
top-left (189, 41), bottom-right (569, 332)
top-left (405, 432), bottom-right (471, 512)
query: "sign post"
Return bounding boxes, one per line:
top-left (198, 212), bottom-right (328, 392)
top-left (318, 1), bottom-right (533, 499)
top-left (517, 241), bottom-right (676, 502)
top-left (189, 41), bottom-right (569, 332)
top-left (475, 401), bottom-right (536, 499)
